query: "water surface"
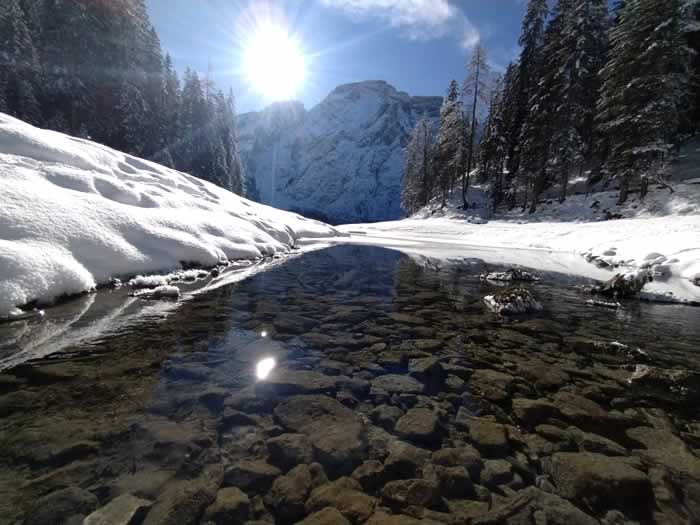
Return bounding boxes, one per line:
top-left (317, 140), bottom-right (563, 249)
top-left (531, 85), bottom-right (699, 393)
top-left (1, 246), bottom-right (699, 523)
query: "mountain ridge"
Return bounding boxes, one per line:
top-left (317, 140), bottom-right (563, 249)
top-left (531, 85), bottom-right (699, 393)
top-left (239, 80), bottom-right (442, 223)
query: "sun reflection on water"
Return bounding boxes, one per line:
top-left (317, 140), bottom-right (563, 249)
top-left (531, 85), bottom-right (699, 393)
top-left (256, 357), bottom-right (276, 380)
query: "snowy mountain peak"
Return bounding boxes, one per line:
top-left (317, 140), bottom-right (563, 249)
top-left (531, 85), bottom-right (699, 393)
top-left (240, 81), bottom-right (442, 223)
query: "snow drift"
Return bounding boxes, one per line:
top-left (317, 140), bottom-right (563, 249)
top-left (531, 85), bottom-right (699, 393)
top-left (0, 113), bottom-right (338, 318)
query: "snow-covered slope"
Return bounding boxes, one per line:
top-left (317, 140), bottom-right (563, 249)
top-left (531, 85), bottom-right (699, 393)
top-left (0, 113), bottom-right (338, 318)
top-left (239, 80), bottom-right (442, 224)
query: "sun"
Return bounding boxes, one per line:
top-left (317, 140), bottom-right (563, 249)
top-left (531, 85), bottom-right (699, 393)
top-left (243, 22), bottom-right (306, 101)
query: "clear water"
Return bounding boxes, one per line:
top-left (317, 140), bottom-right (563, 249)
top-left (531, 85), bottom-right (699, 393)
top-left (1, 245), bottom-right (699, 523)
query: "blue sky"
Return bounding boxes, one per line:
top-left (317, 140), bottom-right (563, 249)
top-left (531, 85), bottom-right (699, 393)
top-left (146, 1), bottom-right (527, 113)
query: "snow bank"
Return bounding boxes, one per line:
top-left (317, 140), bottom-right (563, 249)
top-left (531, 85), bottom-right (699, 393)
top-left (335, 215), bottom-right (700, 303)
top-left (0, 113), bottom-right (338, 318)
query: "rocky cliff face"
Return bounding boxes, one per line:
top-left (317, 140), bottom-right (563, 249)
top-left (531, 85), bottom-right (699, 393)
top-left (239, 81), bottom-right (442, 224)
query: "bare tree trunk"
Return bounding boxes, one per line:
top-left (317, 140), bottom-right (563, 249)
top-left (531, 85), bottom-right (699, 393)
top-left (617, 175), bottom-right (629, 205)
top-left (464, 61), bottom-right (481, 209)
top-left (529, 166), bottom-right (546, 213)
top-left (559, 163), bottom-right (571, 203)
top-left (640, 177), bottom-right (649, 199)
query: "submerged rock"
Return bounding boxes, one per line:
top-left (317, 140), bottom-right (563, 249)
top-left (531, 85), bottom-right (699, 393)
top-left (223, 459), bottom-right (281, 493)
top-left (545, 452), bottom-right (653, 518)
top-left (627, 365), bottom-right (700, 401)
top-left (25, 487), bottom-right (98, 525)
top-left (471, 487), bottom-right (598, 525)
top-left (394, 408), bottom-right (440, 446)
top-left (371, 374), bottom-right (424, 394)
top-left (305, 477), bottom-right (377, 523)
top-left (274, 395), bottom-right (367, 475)
top-left (265, 464), bottom-right (319, 522)
top-left (298, 507), bottom-right (351, 525)
top-left (84, 494), bottom-right (152, 525)
top-left (382, 478), bottom-right (441, 508)
top-left (143, 467), bottom-right (222, 525)
top-left (483, 288), bottom-right (543, 315)
top-left (202, 487), bottom-right (250, 525)
top-left (266, 433), bottom-right (314, 470)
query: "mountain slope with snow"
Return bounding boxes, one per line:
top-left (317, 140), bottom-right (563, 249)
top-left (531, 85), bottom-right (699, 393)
top-left (0, 113), bottom-right (338, 318)
top-left (239, 80), bottom-right (442, 223)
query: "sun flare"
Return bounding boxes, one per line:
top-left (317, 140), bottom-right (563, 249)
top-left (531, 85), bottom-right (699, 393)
top-left (243, 22), bottom-right (306, 101)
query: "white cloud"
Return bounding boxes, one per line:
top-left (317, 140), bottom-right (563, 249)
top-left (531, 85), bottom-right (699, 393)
top-left (461, 19), bottom-right (481, 49)
top-left (319, 0), bottom-right (458, 40)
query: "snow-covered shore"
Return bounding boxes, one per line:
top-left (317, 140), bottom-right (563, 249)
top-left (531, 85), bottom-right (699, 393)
top-left (0, 114), bottom-right (338, 318)
top-left (336, 215), bottom-right (700, 303)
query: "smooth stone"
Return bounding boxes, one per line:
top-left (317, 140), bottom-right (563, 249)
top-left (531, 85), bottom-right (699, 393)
top-left (370, 404), bottom-right (404, 431)
top-left (256, 369), bottom-right (337, 395)
top-left (546, 452), bottom-right (653, 518)
top-left (511, 398), bottom-right (562, 427)
top-left (394, 408), bottom-right (440, 446)
top-left (408, 358), bottom-right (446, 390)
top-left (143, 466), bottom-right (222, 525)
top-left (25, 487), bottom-right (98, 525)
top-left (480, 459), bottom-right (514, 488)
top-left (265, 464), bottom-right (314, 522)
top-left (445, 375), bottom-right (466, 393)
top-left (352, 460), bottom-right (388, 492)
top-left (568, 427), bottom-right (627, 456)
top-left (223, 459), bottom-right (281, 493)
top-left (272, 313), bottom-right (317, 334)
top-left (298, 507), bottom-right (351, 525)
top-left (551, 391), bottom-right (611, 429)
top-left (382, 479), bottom-right (440, 508)
top-left (305, 477), bottom-right (377, 524)
top-left (431, 445), bottom-right (484, 480)
top-left (371, 375), bottom-right (424, 394)
top-left (423, 464), bottom-right (474, 498)
top-left (456, 411), bottom-right (510, 456)
top-left (202, 487), bottom-right (250, 525)
top-left (468, 369), bottom-right (516, 403)
top-left (83, 494), bottom-right (152, 525)
top-left (383, 441), bottom-right (431, 479)
top-left (446, 500), bottom-right (490, 522)
top-left (274, 395), bottom-right (367, 475)
top-left (471, 487), bottom-right (597, 525)
top-left (266, 433), bottom-right (313, 470)
top-left (365, 510), bottom-right (422, 524)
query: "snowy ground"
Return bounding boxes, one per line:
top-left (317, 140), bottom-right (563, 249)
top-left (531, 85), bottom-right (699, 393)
top-left (0, 114), bottom-right (339, 319)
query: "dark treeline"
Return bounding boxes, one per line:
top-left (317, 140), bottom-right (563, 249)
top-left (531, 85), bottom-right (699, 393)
top-left (0, 0), bottom-right (244, 194)
top-left (403, 0), bottom-right (700, 215)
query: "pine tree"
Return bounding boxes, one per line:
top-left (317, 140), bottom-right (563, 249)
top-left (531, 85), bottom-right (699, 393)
top-left (118, 81), bottom-right (148, 156)
top-left (163, 54), bottom-right (181, 146)
top-left (224, 90), bottom-right (245, 195)
top-left (508, 0), bottom-right (549, 177)
top-left (546, 0), bottom-right (608, 203)
top-left (478, 74), bottom-right (508, 207)
top-left (140, 26), bottom-right (167, 159)
top-left (401, 117), bottom-right (435, 214)
top-left (0, 0), bottom-right (42, 125)
top-left (434, 80), bottom-right (467, 207)
top-left (177, 68), bottom-right (209, 174)
top-left (597, 0), bottom-right (690, 203)
top-left (495, 63), bottom-right (521, 208)
top-left (687, 0), bottom-right (700, 133)
top-left (462, 44), bottom-right (490, 208)
top-left (39, 0), bottom-right (93, 134)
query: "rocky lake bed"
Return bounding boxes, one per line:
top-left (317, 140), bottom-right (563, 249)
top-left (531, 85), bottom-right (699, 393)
top-left (1, 246), bottom-right (699, 524)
